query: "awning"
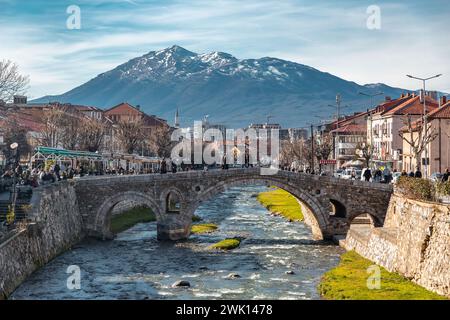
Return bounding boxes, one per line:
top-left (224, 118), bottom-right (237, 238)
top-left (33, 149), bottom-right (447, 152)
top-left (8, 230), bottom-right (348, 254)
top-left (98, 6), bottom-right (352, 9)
top-left (32, 146), bottom-right (102, 162)
top-left (342, 160), bottom-right (364, 167)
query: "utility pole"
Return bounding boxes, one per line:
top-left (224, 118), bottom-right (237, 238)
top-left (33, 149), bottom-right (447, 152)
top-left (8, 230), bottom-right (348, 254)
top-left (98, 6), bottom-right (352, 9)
top-left (311, 124), bottom-right (315, 172)
top-left (407, 74), bottom-right (442, 178)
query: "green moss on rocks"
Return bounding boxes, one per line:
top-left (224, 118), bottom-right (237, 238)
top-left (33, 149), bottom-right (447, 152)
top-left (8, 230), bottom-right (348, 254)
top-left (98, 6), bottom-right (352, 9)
top-left (110, 206), bottom-right (156, 234)
top-left (257, 188), bottom-right (303, 221)
top-left (319, 251), bottom-right (447, 300)
top-left (191, 223), bottom-right (218, 234)
top-left (209, 238), bottom-right (241, 250)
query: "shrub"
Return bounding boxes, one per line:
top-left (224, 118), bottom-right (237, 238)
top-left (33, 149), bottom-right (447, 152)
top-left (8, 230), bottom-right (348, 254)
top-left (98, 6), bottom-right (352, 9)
top-left (435, 181), bottom-right (450, 197)
top-left (396, 176), bottom-right (434, 201)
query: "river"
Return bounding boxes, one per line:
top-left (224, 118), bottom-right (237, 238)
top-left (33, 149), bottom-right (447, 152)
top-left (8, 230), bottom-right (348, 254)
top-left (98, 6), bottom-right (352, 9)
top-left (10, 185), bottom-right (344, 300)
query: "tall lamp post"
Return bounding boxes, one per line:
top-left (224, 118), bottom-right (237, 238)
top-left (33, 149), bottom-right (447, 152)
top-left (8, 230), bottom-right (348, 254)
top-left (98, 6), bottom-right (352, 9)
top-left (406, 74), bottom-right (442, 178)
top-left (9, 142), bottom-right (19, 225)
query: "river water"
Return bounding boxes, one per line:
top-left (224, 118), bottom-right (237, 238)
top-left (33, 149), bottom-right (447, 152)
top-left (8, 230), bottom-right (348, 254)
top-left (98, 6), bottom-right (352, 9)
top-left (10, 186), bottom-right (343, 300)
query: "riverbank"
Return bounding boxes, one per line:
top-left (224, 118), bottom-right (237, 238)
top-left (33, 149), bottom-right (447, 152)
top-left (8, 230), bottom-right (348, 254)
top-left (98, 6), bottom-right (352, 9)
top-left (257, 188), bottom-right (303, 221)
top-left (110, 206), bottom-right (156, 234)
top-left (319, 251), bottom-right (446, 300)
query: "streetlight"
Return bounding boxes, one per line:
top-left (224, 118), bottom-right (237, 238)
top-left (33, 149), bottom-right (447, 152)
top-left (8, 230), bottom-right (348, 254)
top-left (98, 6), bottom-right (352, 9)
top-left (406, 74), bottom-right (442, 178)
top-left (9, 142), bottom-right (19, 226)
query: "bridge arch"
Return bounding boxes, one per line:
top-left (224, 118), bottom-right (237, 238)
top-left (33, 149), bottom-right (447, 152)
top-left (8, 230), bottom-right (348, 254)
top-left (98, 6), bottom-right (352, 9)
top-left (93, 191), bottom-right (162, 239)
top-left (184, 176), bottom-right (329, 240)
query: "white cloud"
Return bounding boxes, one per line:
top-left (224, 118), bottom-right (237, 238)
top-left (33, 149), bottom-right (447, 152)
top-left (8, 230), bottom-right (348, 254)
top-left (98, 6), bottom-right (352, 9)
top-left (0, 0), bottom-right (448, 98)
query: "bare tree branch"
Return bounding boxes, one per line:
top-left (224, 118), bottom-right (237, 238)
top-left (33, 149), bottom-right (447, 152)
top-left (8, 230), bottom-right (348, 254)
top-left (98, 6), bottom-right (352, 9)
top-left (0, 60), bottom-right (29, 102)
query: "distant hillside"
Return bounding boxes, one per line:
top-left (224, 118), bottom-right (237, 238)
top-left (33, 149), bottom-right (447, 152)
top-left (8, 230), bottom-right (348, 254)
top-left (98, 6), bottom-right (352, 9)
top-left (33, 45), bottom-right (411, 128)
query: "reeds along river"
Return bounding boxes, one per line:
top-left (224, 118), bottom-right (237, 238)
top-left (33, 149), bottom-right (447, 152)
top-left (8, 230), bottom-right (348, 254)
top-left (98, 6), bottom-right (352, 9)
top-left (10, 185), bottom-right (343, 300)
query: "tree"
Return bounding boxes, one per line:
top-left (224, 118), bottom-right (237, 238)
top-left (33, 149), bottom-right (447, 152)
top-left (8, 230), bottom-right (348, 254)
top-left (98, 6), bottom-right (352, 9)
top-left (315, 133), bottom-right (333, 171)
top-left (280, 138), bottom-right (308, 169)
top-left (399, 115), bottom-right (438, 171)
top-left (1, 117), bottom-right (31, 166)
top-left (39, 106), bottom-right (65, 148)
top-left (115, 119), bottom-right (145, 154)
top-left (59, 107), bottom-right (82, 150)
top-left (355, 142), bottom-right (374, 168)
top-left (0, 60), bottom-right (29, 102)
top-left (79, 117), bottom-right (107, 152)
top-left (148, 125), bottom-right (175, 158)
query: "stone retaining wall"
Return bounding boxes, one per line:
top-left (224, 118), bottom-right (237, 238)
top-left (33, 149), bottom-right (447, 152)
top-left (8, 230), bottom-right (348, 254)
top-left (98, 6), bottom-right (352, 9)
top-left (0, 181), bottom-right (84, 299)
top-left (342, 193), bottom-right (450, 298)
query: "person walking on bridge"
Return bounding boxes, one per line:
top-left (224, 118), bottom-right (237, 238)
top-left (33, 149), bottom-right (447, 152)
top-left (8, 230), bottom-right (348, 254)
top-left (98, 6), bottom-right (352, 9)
top-left (363, 168), bottom-right (372, 182)
top-left (442, 168), bottom-right (449, 182)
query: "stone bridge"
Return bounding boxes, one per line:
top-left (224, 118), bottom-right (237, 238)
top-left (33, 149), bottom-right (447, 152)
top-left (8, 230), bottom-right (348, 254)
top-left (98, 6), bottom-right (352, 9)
top-left (73, 168), bottom-right (393, 241)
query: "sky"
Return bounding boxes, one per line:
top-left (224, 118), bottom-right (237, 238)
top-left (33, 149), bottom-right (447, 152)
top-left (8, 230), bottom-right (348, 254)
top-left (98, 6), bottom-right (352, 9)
top-left (0, 0), bottom-right (449, 99)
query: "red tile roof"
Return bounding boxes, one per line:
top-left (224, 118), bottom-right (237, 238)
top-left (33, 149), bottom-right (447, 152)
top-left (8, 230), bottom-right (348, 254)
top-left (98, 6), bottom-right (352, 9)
top-left (428, 101), bottom-right (450, 119)
top-left (331, 124), bottom-right (366, 134)
top-left (373, 95), bottom-right (412, 114)
top-left (383, 95), bottom-right (438, 116)
top-left (1, 109), bottom-right (44, 132)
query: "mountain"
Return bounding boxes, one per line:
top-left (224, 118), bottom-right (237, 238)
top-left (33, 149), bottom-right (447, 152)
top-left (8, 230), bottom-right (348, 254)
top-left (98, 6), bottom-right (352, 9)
top-left (33, 45), bottom-right (410, 128)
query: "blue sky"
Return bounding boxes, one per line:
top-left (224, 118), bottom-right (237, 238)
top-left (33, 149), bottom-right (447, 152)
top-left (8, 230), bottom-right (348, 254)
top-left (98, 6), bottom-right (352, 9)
top-left (1, 0), bottom-right (449, 99)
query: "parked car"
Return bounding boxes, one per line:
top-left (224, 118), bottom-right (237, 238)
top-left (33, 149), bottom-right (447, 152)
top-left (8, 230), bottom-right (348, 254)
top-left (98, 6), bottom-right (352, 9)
top-left (334, 169), bottom-right (343, 178)
top-left (392, 172), bottom-right (402, 184)
top-left (430, 172), bottom-right (443, 182)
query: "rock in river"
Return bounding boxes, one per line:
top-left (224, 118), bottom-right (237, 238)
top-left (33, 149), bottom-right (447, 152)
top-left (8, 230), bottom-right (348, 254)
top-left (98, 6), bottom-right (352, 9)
top-left (172, 280), bottom-right (191, 288)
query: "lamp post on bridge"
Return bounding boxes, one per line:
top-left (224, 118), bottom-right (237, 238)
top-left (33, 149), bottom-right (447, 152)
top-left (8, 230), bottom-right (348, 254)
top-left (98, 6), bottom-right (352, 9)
top-left (8, 142), bottom-right (19, 226)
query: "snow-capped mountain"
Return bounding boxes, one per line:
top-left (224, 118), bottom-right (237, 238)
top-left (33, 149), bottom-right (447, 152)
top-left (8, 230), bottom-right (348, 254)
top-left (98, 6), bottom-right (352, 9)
top-left (34, 45), bottom-right (408, 127)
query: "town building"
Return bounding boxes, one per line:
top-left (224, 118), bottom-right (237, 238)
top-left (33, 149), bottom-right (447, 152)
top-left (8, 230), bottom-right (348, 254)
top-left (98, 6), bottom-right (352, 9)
top-left (368, 92), bottom-right (439, 171)
top-left (401, 96), bottom-right (450, 176)
top-left (329, 111), bottom-right (369, 169)
top-left (103, 102), bottom-right (169, 154)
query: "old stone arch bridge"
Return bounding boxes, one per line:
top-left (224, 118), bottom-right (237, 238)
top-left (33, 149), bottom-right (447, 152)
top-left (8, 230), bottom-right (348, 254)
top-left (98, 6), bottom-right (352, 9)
top-left (73, 168), bottom-right (393, 241)
top-left (75, 168), bottom-right (392, 240)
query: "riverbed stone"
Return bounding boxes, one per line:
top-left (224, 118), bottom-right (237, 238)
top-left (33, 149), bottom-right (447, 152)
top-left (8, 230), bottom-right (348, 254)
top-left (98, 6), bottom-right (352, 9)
top-left (172, 280), bottom-right (191, 288)
top-left (285, 270), bottom-right (295, 275)
top-left (226, 273), bottom-right (241, 279)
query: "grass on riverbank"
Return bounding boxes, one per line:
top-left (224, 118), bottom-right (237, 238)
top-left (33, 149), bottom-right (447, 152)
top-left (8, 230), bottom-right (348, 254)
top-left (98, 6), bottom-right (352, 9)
top-left (257, 188), bottom-right (303, 221)
top-left (319, 251), bottom-right (447, 300)
top-left (191, 223), bottom-right (218, 234)
top-left (110, 206), bottom-right (156, 234)
top-left (209, 238), bottom-right (241, 250)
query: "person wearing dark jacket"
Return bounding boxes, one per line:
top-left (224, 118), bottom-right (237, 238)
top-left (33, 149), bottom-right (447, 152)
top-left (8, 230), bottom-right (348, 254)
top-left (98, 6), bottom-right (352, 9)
top-left (363, 168), bottom-right (372, 182)
top-left (442, 169), bottom-right (449, 182)
top-left (414, 169), bottom-right (422, 178)
top-left (160, 159), bottom-right (167, 174)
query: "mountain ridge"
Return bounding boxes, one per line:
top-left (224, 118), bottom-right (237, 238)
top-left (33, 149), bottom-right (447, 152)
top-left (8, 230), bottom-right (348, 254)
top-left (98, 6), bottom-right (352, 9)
top-left (33, 45), bottom-right (413, 128)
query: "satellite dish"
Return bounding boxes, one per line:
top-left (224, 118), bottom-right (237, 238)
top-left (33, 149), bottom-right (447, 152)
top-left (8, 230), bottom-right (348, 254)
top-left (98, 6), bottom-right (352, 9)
top-left (10, 142), bottom-right (18, 150)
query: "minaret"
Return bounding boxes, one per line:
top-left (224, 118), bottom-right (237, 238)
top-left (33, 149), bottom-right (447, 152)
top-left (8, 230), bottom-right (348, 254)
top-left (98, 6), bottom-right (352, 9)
top-left (174, 107), bottom-right (180, 128)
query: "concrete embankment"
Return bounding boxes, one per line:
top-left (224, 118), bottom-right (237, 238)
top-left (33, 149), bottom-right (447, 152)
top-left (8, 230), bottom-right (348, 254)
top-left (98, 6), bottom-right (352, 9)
top-left (0, 181), bottom-right (84, 299)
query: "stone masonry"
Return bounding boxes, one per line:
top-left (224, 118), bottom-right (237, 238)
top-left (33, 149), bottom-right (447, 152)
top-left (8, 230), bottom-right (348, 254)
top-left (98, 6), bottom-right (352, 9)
top-left (342, 193), bottom-right (450, 298)
top-left (74, 168), bottom-right (393, 240)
